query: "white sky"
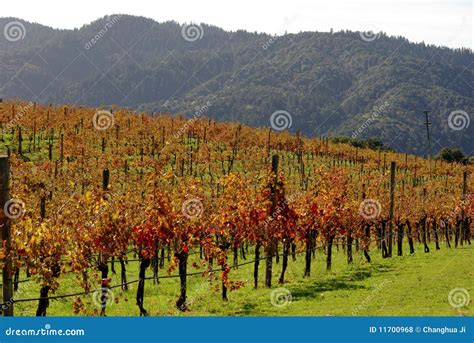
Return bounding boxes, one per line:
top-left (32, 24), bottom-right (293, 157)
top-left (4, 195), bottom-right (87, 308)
top-left (2, 0), bottom-right (473, 49)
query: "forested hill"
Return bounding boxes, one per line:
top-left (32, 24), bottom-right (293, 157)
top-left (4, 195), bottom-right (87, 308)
top-left (0, 15), bottom-right (472, 154)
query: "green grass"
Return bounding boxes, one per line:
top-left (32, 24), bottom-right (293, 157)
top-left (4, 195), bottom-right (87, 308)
top-left (6, 243), bottom-right (473, 316)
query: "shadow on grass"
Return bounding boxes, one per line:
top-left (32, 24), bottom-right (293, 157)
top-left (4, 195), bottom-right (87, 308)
top-left (291, 262), bottom-right (394, 300)
top-left (291, 279), bottom-right (365, 299)
top-left (234, 303), bottom-right (257, 315)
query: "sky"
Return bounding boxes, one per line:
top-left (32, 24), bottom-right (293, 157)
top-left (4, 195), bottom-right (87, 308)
top-left (2, 0), bottom-right (473, 49)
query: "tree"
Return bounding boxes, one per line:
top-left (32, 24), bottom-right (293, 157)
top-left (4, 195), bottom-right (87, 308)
top-left (436, 147), bottom-right (467, 164)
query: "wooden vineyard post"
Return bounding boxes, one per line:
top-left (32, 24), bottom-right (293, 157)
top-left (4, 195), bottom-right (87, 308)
top-left (48, 143), bottom-right (53, 161)
top-left (33, 119), bottom-right (36, 152)
top-left (0, 156), bottom-right (13, 316)
top-left (265, 155), bottom-right (279, 288)
top-left (266, 128), bottom-right (271, 157)
top-left (103, 169), bottom-right (110, 193)
top-left (461, 171), bottom-right (468, 244)
top-left (40, 196), bottom-right (46, 220)
top-left (17, 127), bottom-right (23, 155)
top-left (361, 183), bottom-right (371, 263)
top-left (99, 169), bottom-right (110, 316)
top-left (59, 133), bottom-right (64, 164)
top-left (388, 161), bottom-right (396, 257)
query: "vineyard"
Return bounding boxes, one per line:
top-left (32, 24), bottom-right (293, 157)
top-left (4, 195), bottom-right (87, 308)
top-left (0, 100), bottom-right (472, 317)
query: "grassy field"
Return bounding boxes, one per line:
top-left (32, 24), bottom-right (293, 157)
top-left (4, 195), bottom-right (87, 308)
top-left (5, 242), bottom-right (473, 316)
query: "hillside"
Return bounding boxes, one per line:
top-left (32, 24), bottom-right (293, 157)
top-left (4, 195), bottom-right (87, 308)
top-left (0, 100), bottom-right (472, 317)
top-left (0, 15), bottom-right (472, 154)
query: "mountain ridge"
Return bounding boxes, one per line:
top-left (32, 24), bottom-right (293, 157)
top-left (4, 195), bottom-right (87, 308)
top-left (0, 15), bottom-right (472, 155)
